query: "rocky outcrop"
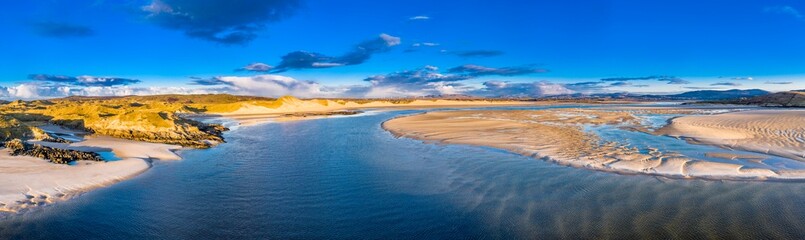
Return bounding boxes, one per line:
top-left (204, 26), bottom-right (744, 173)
top-left (30, 127), bottom-right (72, 143)
top-left (4, 139), bottom-right (102, 164)
top-left (91, 127), bottom-right (225, 148)
top-left (85, 115), bottom-right (228, 149)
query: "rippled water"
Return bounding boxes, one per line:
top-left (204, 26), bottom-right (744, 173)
top-left (1, 108), bottom-right (804, 239)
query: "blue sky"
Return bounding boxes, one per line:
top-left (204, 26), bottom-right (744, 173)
top-left (1, 0), bottom-right (804, 99)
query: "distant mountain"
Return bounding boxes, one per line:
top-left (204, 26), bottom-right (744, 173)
top-left (538, 89), bottom-right (770, 101)
top-left (665, 89), bottom-right (770, 100)
top-left (711, 90), bottom-right (805, 107)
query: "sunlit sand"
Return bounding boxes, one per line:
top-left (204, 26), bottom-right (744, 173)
top-left (383, 108), bottom-right (805, 181)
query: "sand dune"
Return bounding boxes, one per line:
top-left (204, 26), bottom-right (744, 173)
top-left (384, 109), bottom-right (805, 181)
top-left (657, 110), bottom-right (805, 161)
top-left (204, 96), bottom-right (544, 125)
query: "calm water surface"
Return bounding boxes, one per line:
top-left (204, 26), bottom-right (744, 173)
top-left (1, 108), bottom-right (804, 239)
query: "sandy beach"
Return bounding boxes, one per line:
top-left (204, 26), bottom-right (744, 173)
top-left (200, 97), bottom-right (547, 126)
top-left (657, 110), bottom-right (805, 161)
top-left (0, 135), bottom-right (182, 213)
top-left (383, 109), bottom-right (805, 181)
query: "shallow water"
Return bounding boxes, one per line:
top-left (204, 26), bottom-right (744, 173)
top-left (588, 115), bottom-right (805, 171)
top-left (1, 109), bottom-right (804, 239)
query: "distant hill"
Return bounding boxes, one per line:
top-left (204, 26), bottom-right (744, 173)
top-left (665, 89), bottom-right (770, 100)
top-left (539, 89), bottom-right (771, 101)
top-left (710, 90), bottom-right (805, 107)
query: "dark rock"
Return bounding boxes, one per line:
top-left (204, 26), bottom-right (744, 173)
top-left (4, 139), bottom-right (102, 164)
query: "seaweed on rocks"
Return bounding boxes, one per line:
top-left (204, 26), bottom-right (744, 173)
top-left (4, 139), bottom-right (102, 164)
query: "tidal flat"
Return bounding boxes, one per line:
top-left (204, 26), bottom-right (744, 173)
top-left (384, 107), bottom-right (805, 181)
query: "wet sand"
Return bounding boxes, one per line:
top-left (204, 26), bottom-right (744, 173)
top-left (383, 109), bottom-right (805, 181)
top-left (657, 110), bottom-right (805, 161)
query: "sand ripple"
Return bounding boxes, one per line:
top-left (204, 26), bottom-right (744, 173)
top-left (384, 109), bottom-right (805, 181)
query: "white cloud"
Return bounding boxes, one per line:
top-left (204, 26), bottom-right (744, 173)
top-left (379, 33), bottom-right (401, 46)
top-left (213, 75), bottom-right (345, 98)
top-left (475, 81), bottom-right (574, 97)
top-left (408, 16), bottom-right (430, 21)
top-left (0, 83), bottom-right (216, 100)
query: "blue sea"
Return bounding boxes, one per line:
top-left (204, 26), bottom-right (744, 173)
top-left (1, 108), bottom-right (804, 239)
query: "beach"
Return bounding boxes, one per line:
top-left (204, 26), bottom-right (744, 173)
top-left (0, 135), bottom-right (181, 213)
top-left (657, 110), bottom-right (805, 161)
top-left (198, 97), bottom-right (547, 126)
top-left (383, 108), bottom-right (805, 181)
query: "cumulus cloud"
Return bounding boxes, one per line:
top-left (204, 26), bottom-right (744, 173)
top-left (28, 74), bottom-right (141, 86)
top-left (31, 21), bottom-right (93, 38)
top-left (448, 64), bottom-right (548, 77)
top-left (355, 64), bottom-right (553, 97)
top-left (272, 34), bottom-right (401, 72)
top-left (237, 62), bottom-right (273, 72)
top-left (188, 74), bottom-right (345, 98)
top-left (448, 50), bottom-right (504, 58)
top-left (710, 82), bottom-right (741, 86)
top-left (0, 83), bottom-right (214, 100)
top-left (361, 66), bottom-right (471, 97)
top-left (141, 0), bottom-right (300, 44)
top-left (472, 81), bottom-right (574, 97)
top-left (365, 67), bottom-right (469, 85)
top-left (764, 81), bottom-right (793, 84)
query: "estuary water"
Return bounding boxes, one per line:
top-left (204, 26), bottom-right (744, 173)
top-left (1, 108), bottom-right (804, 239)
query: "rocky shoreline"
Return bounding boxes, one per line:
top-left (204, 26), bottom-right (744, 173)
top-left (4, 139), bottom-right (102, 164)
top-left (88, 119), bottom-right (229, 149)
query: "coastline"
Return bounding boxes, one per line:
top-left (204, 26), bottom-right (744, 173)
top-left (0, 99), bottom-right (545, 215)
top-left (656, 110), bottom-right (805, 161)
top-left (195, 99), bottom-right (552, 126)
top-left (382, 108), bottom-right (805, 181)
top-left (0, 135), bottom-right (181, 214)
